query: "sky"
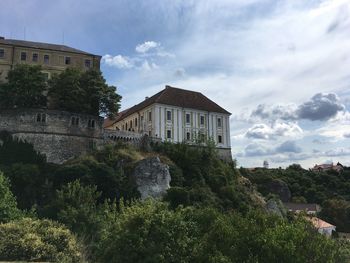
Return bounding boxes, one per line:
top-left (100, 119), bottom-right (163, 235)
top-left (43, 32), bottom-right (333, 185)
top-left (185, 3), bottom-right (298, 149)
top-left (1, 0), bottom-right (350, 168)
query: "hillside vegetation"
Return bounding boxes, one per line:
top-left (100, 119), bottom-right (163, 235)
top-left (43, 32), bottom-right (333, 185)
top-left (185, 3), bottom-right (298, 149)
top-left (241, 165), bottom-right (350, 232)
top-left (0, 132), bottom-right (349, 262)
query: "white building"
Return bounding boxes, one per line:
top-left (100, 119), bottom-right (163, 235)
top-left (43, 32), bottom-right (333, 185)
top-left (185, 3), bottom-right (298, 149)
top-left (104, 86), bottom-right (232, 159)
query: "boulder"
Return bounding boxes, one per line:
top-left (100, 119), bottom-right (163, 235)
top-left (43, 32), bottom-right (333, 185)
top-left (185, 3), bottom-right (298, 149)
top-left (132, 156), bottom-right (171, 199)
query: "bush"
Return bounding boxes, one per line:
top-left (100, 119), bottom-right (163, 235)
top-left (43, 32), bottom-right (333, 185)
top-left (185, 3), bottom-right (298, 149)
top-left (0, 172), bottom-right (21, 222)
top-left (0, 217), bottom-right (82, 262)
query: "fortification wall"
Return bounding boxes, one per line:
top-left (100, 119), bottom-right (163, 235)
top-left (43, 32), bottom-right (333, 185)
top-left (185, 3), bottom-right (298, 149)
top-left (0, 109), bottom-right (104, 138)
top-left (0, 109), bottom-right (104, 163)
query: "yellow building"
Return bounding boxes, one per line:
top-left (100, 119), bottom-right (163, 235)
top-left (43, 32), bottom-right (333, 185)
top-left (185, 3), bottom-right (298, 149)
top-left (0, 36), bottom-right (101, 81)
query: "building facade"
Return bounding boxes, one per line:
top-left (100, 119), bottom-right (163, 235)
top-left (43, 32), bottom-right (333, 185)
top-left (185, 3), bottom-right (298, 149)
top-left (0, 37), bottom-right (101, 81)
top-left (104, 86), bottom-right (232, 159)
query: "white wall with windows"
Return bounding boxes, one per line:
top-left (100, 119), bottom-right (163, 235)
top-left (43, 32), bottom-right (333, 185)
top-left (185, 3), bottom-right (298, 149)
top-left (112, 103), bottom-right (231, 149)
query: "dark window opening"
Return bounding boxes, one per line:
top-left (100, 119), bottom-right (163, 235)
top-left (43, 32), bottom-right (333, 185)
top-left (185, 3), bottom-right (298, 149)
top-left (20, 52), bottom-right (27, 61)
top-left (71, 117), bottom-right (79, 126)
top-left (0, 49), bottom-right (5, 58)
top-left (217, 118), bottom-right (222, 128)
top-left (36, 113), bottom-right (46, 123)
top-left (65, 56), bottom-right (71, 65)
top-left (200, 116), bottom-right (205, 125)
top-left (32, 53), bottom-right (38, 62)
top-left (88, 119), bottom-right (95, 128)
top-left (85, 59), bottom-right (91, 68)
top-left (186, 113), bottom-right (190, 124)
top-left (135, 118), bottom-right (138, 127)
top-left (167, 110), bottom-right (172, 121)
top-left (148, 111), bottom-right (152, 121)
top-left (218, 135), bottom-right (222, 143)
top-left (167, 130), bottom-right (171, 139)
top-left (186, 132), bottom-right (191, 140)
top-left (44, 55), bottom-right (49, 64)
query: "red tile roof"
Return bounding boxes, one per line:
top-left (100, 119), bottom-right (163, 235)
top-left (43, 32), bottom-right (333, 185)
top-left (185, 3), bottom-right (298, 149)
top-left (108, 85), bottom-right (230, 125)
top-left (308, 217), bottom-right (335, 229)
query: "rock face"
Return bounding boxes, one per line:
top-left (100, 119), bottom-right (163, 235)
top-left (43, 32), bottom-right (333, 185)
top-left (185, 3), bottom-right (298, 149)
top-left (266, 199), bottom-right (286, 217)
top-left (132, 156), bottom-right (171, 199)
top-left (266, 179), bottom-right (291, 202)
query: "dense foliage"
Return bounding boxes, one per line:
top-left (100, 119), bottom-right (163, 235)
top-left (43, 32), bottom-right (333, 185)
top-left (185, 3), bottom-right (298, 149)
top-left (153, 142), bottom-right (259, 212)
top-left (0, 64), bottom-right (47, 109)
top-left (0, 218), bottom-right (82, 262)
top-left (48, 68), bottom-right (121, 117)
top-left (98, 200), bottom-right (350, 263)
top-left (0, 172), bottom-right (21, 222)
top-left (0, 138), bottom-right (349, 262)
top-left (241, 165), bottom-right (350, 232)
top-left (0, 65), bottom-right (122, 117)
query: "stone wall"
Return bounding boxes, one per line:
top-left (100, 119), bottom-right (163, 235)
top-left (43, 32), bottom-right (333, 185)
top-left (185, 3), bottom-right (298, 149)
top-left (0, 109), bottom-right (104, 163)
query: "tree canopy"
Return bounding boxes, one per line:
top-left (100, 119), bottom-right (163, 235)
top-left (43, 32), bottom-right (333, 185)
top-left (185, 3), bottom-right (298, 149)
top-left (0, 64), bottom-right (47, 109)
top-left (0, 65), bottom-right (121, 117)
top-left (48, 68), bottom-right (121, 117)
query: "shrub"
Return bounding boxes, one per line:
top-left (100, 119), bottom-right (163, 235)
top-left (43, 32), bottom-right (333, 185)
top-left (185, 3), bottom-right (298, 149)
top-left (0, 217), bottom-right (82, 262)
top-left (0, 172), bottom-right (21, 222)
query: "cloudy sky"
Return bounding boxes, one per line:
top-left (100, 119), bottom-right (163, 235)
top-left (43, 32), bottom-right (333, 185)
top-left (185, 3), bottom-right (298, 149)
top-left (1, 0), bottom-right (350, 168)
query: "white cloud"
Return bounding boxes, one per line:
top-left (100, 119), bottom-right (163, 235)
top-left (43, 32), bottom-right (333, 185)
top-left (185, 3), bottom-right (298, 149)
top-left (102, 54), bottom-right (133, 69)
top-left (135, 41), bottom-right (160, 53)
top-left (245, 122), bottom-right (303, 140)
top-left (140, 60), bottom-right (159, 71)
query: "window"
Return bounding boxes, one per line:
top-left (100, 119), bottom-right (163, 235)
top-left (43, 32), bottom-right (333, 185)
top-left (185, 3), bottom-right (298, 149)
top-left (217, 117), bottom-right (222, 128)
top-left (65, 56), bottom-right (71, 65)
top-left (125, 123), bottom-right (128, 130)
top-left (130, 120), bottom-right (133, 129)
top-left (166, 110), bottom-right (172, 121)
top-left (218, 135), bottom-right (222, 143)
top-left (186, 113), bottom-right (191, 124)
top-left (71, 116), bottom-right (79, 126)
top-left (200, 115), bottom-right (205, 125)
top-left (44, 55), bottom-right (49, 64)
top-left (122, 125), bottom-right (125, 130)
top-left (167, 130), bottom-right (172, 139)
top-left (135, 118), bottom-right (138, 127)
top-left (85, 59), bottom-right (91, 68)
top-left (148, 111), bottom-right (152, 121)
top-left (88, 119), bottom-right (95, 128)
top-left (36, 113), bottom-right (46, 123)
top-left (32, 53), bottom-right (38, 62)
top-left (0, 49), bottom-right (4, 58)
top-left (186, 132), bottom-right (191, 141)
top-left (20, 52), bottom-right (27, 61)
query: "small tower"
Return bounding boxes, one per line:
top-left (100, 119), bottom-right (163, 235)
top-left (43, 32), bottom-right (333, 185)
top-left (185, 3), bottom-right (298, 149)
top-left (263, 160), bottom-right (269, 169)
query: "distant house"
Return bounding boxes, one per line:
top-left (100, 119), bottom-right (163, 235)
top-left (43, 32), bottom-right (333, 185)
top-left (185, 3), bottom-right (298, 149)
top-left (104, 85), bottom-right (232, 160)
top-left (307, 217), bottom-right (336, 237)
top-left (283, 203), bottom-right (320, 215)
top-left (311, 162), bottom-right (344, 173)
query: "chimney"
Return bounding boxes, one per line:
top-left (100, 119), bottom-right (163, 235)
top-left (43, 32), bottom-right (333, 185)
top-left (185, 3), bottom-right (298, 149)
top-left (145, 96), bottom-right (149, 100)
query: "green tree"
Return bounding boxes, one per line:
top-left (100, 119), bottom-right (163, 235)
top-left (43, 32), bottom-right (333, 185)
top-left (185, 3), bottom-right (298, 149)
top-left (51, 180), bottom-right (102, 238)
top-left (0, 217), bottom-right (83, 262)
top-left (0, 64), bottom-right (47, 109)
top-left (48, 68), bottom-right (121, 117)
top-left (0, 172), bottom-right (21, 222)
top-left (320, 198), bottom-right (350, 232)
top-left (48, 68), bottom-right (83, 113)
